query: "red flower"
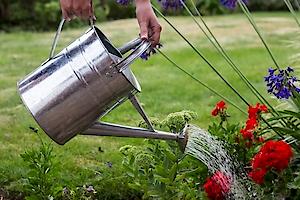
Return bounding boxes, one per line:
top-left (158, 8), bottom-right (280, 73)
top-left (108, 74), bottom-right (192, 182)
top-left (240, 129), bottom-right (254, 140)
top-left (259, 140), bottom-right (293, 171)
top-left (204, 171), bottom-right (231, 200)
top-left (216, 101), bottom-right (226, 110)
top-left (255, 137), bottom-right (264, 143)
top-left (211, 100), bottom-right (227, 117)
top-left (249, 140), bottom-right (293, 184)
top-left (248, 105), bottom-right (259, 119)
top-left (245, 118), bottom-right (257, 130)
top-left (248, 168), bottom-right (267, 185)
top-left (247, 103), bottom-right (268, 119)
top-left (259, 104), bottom-right (268, 112)
top-left (211, 108), bottom-right (219, 116)
top-left (239, 103), bottom-right (268, 145)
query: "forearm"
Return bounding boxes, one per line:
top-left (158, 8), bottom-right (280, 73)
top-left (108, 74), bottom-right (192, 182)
top-left (135, 0), bottom-right (151, 7)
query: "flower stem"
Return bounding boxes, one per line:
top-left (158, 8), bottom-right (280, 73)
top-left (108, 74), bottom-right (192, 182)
top-left (157, 49), bottom-right (247, 115)
top-left (186, 0), bottom-right (288, 125)
top-left (152, 5), bottom-right (250, 107)
top-left (237, 0), bottom-right (280, 70)
top-left (184, 0), bottom-right (276, 112)
top-left (284, 0), bottom-right (300, 27)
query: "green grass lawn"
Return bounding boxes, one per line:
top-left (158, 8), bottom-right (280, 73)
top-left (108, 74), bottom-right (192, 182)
top-left (0, 12), bottom-right (299, 192)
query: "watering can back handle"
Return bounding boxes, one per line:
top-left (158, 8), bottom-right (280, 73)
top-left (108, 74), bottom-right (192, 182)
top-left (49, 19), bottom-right (151, 64)
top-left (49, 18), bottom-right (95, 59)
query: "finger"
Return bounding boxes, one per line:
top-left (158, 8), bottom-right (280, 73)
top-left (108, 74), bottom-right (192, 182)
top-left (81, 7), bottom-right (91, 19)
top-left (150, 25), bottom-right (162, 47)
top-left (62, 9), bottom-right (71, 21)
top-left (139, 21), bottom-right (149, 40)
top-left (73, 8), bottom-right (82, 19)
top-left (89, 0), bottom-right (95, 19)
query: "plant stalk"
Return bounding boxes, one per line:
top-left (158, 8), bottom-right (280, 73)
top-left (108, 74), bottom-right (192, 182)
top-left (157, 49), bottom-right (247, 115)
top-left (237, 0), bottom-right (280, 70)
top-left (152, 4), bottom-right (250, 107)
top-left (284, 0), bottom-right (300, 27)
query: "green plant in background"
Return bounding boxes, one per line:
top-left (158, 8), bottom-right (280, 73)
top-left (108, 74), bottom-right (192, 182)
top-left (20, 127), bottom-right (57, 200)
top-left (162, 110), bottom-right (197, 133)
top-left (54, 185), bottom-right (97, 200)
top-left (120, 110), bottom-right (206, 199)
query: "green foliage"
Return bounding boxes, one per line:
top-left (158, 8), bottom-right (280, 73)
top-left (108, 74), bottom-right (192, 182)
top-left (120, 111), bottom-right (206, 199)
top-left (54, 185), bottom-right (97, 200)
top-left (247, 0), bottom-right (290, 11)
top-left (20, 129), bottom-right (57, 200)
top-left (193, 0), bottom-right (228, 15)
top-left (267, 93), bottom-right (300, 148)
top-left (161, 110), bottom-right (198, 133)
top-left (207, 115), bottom-right (259, 166)
top-left (120, 140), bottom-right (206, 199)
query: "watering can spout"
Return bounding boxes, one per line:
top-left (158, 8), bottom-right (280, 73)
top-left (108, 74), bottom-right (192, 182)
top-left (81, 122), bottom-right (189, 151)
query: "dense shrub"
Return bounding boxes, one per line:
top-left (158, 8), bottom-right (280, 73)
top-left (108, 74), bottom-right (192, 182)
top-left (0, 0), bottom-right (298, 31)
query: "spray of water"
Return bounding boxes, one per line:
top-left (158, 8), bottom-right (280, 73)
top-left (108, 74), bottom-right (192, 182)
top-left (184, 124), bottom-right (259, 199)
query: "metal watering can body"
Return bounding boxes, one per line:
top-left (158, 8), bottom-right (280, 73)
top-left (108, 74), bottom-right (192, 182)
top-left (18, 20), bottom-right (188, 149)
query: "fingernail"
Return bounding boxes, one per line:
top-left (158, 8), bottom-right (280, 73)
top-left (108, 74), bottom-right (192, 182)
top-left (141, 35), bottom-right (148, 39)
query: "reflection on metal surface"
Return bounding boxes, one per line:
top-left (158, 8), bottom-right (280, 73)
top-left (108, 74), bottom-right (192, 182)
top-left (18, 24), bottom-right (150, 145)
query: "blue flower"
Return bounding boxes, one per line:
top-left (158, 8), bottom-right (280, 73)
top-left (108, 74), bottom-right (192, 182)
top-left (264, 66), bottom-right (300, 99)
top-left (116, 0), bottom-right (131, 5)
top-left (220, 0), bottom-right (248, 9)
top-left (287, 66), bottom-right (294, 73)
top-left (140, 43), bottom-right (162, 60)
top-left (157, 0), bottom-right (184, 10)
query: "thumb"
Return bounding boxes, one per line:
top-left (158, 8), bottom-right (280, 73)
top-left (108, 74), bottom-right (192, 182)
top-left (139, 21), bottom-right (148, 40)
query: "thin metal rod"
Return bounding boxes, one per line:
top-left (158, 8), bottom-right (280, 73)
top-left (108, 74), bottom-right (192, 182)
top-left (82, 122), bottom-right (178, 140)
top-left (49, 19), bottom-right (65, 59)
top-left (129, 94), bottom-right (155, 131)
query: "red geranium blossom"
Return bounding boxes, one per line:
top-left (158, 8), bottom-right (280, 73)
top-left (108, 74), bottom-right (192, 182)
top-left (211, 101), bottom-right (227, 117)
top-left (258, 140), bottom-right (293, 171)
top-left (248, 168), bottom-right (267, 185)
top-left (211, 108), bottom-right (219, 116)
top-left (204, 171), bottom-right (231, 200)
top-left (248, 103), bottom-right (268, 119)
top-left (239, 103), bottom-right (268, 145)
top-left (240, 129), bottom-right (254, 140)
top-left (245, 118), bottom-right (258, 130)
top-left (249, 140), bottom-right (293, 184)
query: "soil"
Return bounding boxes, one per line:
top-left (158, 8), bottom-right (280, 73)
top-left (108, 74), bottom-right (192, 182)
top-left (0, 189), bottom-right (24, 200)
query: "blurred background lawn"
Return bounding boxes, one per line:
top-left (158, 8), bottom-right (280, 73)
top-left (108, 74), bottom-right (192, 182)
top-left (1, 0), bottom-right (300, 197)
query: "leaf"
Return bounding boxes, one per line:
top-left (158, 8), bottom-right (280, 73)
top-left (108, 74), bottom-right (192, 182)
top-left (272, 127), bottom-right (300, 140)
top-left (279, 110), bottom-right (300, 119)
top-left (155, 165), bottom-right (168, 177)
top-left (288, 174), bottom-right (300, 189)
top-left (165, 150), bottom-right (177, 162)
top-left (154, 175), bottom-right (171, 184)
top-left (169, 164), bottom-right (178, 181)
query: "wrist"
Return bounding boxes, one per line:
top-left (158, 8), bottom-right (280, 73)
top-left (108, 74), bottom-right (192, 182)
top-left (135, 0), bottom-right (150, 6)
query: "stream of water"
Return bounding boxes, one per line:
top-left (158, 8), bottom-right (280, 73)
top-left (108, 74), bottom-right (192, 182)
top-left (184, 124), bottom-right (259, 199)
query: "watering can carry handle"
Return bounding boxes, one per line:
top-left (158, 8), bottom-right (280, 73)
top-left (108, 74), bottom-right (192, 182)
top-left (116, 38), bottom-right (151, 71)
top-left (49, 18), bottom-right (95, 59)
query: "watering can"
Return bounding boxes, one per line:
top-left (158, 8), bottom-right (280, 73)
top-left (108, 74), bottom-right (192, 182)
top-left (17, 19), bottom-right (188, 150)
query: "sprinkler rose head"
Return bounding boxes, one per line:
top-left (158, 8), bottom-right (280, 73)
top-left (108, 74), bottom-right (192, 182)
top-left (178, 124), bottom-right (190, 152)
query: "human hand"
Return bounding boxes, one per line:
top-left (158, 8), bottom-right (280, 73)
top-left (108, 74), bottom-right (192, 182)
top-left (135, 0), bottom-right (162, 47)
top-left (59, 0), bottom-right (95, 21)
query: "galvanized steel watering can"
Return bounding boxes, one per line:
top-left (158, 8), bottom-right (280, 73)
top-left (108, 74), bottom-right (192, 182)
top-left (17, 19), bottom-right (188, 149)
